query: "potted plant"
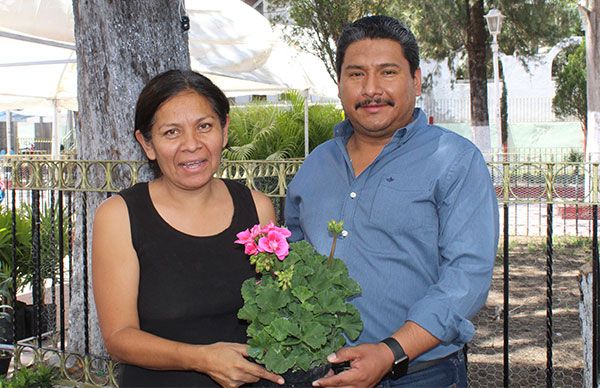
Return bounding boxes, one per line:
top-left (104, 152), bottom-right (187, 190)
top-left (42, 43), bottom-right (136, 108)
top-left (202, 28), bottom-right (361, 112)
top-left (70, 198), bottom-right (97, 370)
top-left (16, 203), bottom-right (68, 337)
top-left (235, 221), bottom-right (363, 385)
top-left (0, 203), bottom-right (67, 340)
top-left (0, 205), bottom-right (28, 342)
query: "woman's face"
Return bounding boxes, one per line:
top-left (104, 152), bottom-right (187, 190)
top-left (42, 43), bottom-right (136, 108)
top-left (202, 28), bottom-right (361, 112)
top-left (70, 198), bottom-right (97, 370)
top-left (135, 90), bottom-right (228, 191)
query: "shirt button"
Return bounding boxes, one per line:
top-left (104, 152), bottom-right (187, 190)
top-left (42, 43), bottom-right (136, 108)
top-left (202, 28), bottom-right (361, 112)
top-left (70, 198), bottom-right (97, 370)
top-left (350, 192), bottom-right (357, 198)
top-left (341, 230), bottom-right (349, 237)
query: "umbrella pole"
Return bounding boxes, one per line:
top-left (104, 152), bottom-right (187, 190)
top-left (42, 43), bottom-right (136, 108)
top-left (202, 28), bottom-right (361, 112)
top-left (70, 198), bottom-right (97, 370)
top-left (304, 88), bottom-right (309, 157)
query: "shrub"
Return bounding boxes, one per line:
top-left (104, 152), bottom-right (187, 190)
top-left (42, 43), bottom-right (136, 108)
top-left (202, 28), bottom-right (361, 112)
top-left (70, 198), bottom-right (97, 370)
top-left (226, 91), bottom-right (342, 160)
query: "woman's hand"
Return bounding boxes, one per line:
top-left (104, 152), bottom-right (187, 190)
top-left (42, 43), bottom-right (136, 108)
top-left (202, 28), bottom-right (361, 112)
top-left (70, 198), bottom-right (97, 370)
top-left (196, 342), bottom-right (284, 387)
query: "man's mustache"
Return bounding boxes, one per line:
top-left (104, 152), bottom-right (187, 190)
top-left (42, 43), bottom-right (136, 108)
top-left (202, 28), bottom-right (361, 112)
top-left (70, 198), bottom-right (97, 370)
top-left (354, 98), bottom-right (395, 110)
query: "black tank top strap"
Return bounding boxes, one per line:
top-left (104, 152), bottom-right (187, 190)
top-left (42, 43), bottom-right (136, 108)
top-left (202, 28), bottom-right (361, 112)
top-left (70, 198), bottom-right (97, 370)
top-left (118, 182), bottom-right (151, 251)
top-left (222, 178), bottom-right (259, 228)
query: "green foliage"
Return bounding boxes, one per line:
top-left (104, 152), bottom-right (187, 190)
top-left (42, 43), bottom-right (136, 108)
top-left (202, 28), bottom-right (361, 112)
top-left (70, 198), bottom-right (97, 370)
top-left (0, 364), bottom-right (58, 388)
top-left (238, 240), bottom-right (363, 374)
top-left (268, 0), bottom-right (388, 81)
top-left (566, 149), bottom-right (584, 163)
top-left (273, 1), bottom-right (579, 78)
top-left (225, 92), bottom-right (342, 160)
top-left (389, 0), bottom-right (579, 60)
top-left (0, 203), bottom-right (69, 298)
top-left (273, 0), bottom-right (579, 127)
top-left (0, 207), bottom-right (30, 300)
top-left (553, 41), bottom-right (587, 134)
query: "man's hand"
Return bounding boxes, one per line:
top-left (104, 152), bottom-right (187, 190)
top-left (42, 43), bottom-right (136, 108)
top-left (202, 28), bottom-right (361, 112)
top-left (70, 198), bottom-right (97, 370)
top-left (312, 343), bottom-right (393, 387)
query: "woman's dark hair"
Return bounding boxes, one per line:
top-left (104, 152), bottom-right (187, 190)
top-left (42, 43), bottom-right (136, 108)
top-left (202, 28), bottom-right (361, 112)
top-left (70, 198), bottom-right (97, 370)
top-left (134, 69), bottom-right (230, 176)
top-left (335, 15), bottom-right (420, 80)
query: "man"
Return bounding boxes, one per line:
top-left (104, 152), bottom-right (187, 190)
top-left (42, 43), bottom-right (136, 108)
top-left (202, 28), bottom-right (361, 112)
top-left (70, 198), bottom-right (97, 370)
top-left (284, 15), bottom-right (499, 387)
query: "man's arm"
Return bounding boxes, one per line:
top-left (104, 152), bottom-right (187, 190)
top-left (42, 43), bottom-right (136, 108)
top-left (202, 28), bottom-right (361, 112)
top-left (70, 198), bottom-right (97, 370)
top-left (405, 147), bottom-right (499, 345)
top-left (314, 147), bottom-right (499, 387)
top-left (284, 178), bottom-right (305, 242)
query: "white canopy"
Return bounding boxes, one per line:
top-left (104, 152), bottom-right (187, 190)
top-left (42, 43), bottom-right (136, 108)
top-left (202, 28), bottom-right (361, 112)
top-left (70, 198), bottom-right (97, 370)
top-left (0, 33), bottom-right (77, 111)
top-left (0, 0), bottom-right (337, 111)
top-left (0, 0), bottom-right (338, 156)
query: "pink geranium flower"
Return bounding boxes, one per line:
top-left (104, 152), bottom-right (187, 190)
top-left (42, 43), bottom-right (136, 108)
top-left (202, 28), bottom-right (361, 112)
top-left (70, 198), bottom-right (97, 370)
top-left (262, 222), bottom-right (292, 238)
top-left (235, 223), bottom-right (291, 261)
top-left (258, 230), bottom-right (290, 261)
top-left (235, 225), bottom-right (264, 245)
top-left (243, 241), bottom-right (259, 255)
top-left (234, 229), bottom-right (254, 245)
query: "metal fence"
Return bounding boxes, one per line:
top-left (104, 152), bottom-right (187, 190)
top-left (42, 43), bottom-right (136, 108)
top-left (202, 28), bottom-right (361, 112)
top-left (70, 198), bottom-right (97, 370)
top-left (418, 96), bottom-right (573, 124)
top-left (0, 157), bottom-right (598, 387)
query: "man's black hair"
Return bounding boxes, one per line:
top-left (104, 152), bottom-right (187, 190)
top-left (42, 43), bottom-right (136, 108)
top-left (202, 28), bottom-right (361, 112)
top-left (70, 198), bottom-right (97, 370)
top-left (335, 15), bottom-right (420, 80)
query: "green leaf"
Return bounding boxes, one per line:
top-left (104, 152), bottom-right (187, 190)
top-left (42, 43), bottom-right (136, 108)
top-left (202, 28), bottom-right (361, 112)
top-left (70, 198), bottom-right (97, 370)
top-left (291, 286), bottom-right (313, 303)
top-left (288, 346), bottom-right (314, 372)
top-left (237, 303), bottom-right (259, 321)
top-left (342, 278), bottom-right (362, 297)
top-left (246, 322), bottom-right (262, 338)
top-left (307, 269), bottom-right (330, 291)
top-left (265, 317), bottom-right (295, 342)
top-left (240, 278), bottom-right (257, 301)
top-left (257, 311), bottom-right (280, 326)
top-left (316, 289), bottom-right (346, 313)
top-left (264, 344), bottom-right (295, 374)
top-left (300, 301), bottom-right (316, 312)
top-left (288, 302), bottom-right (314, 322)
top-left (301, 323), bottom-right (328, 350)
top-left (256, 285), bottom-right (291, 310)
top-left (315, 313), bottom-right (336, 328)
top-left (339, 305), bottom-right (364, 341)
top-left (248, 346), bottom-right (264, 360)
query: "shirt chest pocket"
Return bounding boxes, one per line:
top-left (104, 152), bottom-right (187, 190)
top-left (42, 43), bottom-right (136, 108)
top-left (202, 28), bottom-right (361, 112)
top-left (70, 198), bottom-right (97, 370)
top-left (369, 179), bottom-right (435, 232)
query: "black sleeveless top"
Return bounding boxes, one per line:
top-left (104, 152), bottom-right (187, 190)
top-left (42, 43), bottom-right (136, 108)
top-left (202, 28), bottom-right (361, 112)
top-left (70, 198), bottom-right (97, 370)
top-left (118, 179), bottom-right (258, 387)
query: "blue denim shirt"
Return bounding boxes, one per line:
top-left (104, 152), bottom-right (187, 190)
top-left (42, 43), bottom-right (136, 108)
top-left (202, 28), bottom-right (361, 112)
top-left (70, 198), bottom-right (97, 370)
top-left (284, 108), bottom-right (499, 362)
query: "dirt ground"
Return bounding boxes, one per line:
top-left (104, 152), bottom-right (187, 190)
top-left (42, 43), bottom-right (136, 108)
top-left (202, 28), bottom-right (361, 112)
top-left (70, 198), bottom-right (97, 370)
top-left (468, 236), bottom-right (591, 387)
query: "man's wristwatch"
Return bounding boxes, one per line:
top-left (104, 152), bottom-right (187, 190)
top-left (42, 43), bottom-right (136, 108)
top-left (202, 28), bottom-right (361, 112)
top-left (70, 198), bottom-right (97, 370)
top-left (381, 337), bottom-right (410, 379)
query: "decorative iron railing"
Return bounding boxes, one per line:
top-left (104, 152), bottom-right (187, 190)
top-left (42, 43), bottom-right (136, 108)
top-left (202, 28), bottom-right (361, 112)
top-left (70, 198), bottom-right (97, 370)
top-left (0, 157), bottom-right (598, 387)
top-left (2, 158), bottom-right (597, 201)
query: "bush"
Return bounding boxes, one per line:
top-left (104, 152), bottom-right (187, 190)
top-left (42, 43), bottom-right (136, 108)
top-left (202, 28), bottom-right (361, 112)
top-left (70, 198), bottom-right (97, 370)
top-left (0, 203), bottom-right (69, 299)
top-left (0, 364), bottom-right (58, 388)
top-left (225, 91), bottom-right (342, 160)
top-left (552, 41), bottom-right (587, 133)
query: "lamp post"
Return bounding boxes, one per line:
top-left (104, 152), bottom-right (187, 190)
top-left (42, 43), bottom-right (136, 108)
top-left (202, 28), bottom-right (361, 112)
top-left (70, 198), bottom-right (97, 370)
top-left (485, 7), bottom-right (504, 155)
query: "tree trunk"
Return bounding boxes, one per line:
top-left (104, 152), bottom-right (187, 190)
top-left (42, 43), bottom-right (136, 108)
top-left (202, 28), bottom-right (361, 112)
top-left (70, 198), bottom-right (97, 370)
top-left (500, 62), bottom-right (509, 155)
top-left (578, 263), bottom-right (593, 388)
top-left (584, 0), bottom-right (600, 163)
top-left (465, 0), bottom-right (491, 156)
top-left (70, 0), bottom-right (190, 356)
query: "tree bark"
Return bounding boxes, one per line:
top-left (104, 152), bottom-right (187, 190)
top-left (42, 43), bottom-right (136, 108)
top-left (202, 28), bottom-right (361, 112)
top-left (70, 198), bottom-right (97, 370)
top-left (578, 263), bottom-right (593, 388)
top-left (70, 0), bottom-right (190, 356)
top-left (465, 0), bottom-right (491, 156)
top-left (583, 0), bottom-right (600, 163)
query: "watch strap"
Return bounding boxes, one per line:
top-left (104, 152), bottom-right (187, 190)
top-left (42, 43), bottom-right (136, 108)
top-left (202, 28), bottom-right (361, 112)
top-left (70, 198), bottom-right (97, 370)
top-left (381, 337), bottom-right (409, 379)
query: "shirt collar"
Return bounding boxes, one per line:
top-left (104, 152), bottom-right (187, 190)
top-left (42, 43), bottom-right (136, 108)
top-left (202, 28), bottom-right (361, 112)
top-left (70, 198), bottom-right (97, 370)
top-left (333, 108), bottom-right (427, 145)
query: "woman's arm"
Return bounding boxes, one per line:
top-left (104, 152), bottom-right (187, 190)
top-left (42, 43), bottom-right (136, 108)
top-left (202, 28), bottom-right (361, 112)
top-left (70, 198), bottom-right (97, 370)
top-left (92, 195), bottom-right (282, 386)
top-left (251, 190), bottom-right (277, 226)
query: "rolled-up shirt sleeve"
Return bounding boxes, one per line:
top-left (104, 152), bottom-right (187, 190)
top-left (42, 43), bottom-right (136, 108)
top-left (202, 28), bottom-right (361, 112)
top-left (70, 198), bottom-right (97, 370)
top-left (406, 148), bottom-right (499, 344)
top-left (284, 180), bottom-right (304, 243)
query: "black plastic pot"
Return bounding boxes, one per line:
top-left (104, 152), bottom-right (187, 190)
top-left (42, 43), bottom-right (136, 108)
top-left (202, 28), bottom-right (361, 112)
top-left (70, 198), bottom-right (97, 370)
top-left (253, 364), bottom-right (330, 387)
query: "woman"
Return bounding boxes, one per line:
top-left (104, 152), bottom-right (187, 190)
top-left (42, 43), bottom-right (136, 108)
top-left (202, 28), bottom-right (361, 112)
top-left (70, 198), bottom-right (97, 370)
top-left (92, 70), bottom-right (284, 387)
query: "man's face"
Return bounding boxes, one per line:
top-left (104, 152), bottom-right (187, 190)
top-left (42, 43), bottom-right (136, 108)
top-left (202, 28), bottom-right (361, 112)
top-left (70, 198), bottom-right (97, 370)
top-left (338, 38), bottom-right (422, 141)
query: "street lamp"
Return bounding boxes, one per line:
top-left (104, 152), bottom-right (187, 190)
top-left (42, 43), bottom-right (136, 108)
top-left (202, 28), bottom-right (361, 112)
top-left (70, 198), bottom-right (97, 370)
top-left (485, 7), bottom-right (504, 155)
